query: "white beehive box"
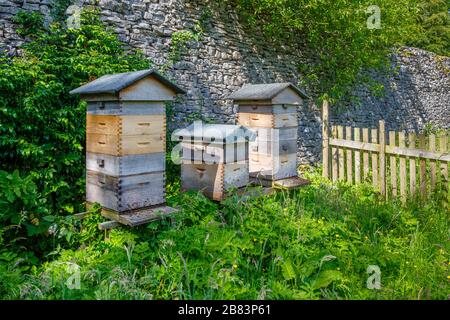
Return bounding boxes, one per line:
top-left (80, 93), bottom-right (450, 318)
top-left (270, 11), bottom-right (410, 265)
top-left (229, 83), bottom-right (308, 181)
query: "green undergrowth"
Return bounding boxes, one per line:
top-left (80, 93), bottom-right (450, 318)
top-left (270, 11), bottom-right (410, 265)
top-left (1, 171), bottom-right (448, 300)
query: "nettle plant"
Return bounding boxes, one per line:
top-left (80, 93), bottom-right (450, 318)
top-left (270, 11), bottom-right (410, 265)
top-left (0, 8), bottom-right (150, 248)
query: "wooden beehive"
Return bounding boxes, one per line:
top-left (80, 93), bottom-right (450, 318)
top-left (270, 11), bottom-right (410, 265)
top-left (174, 123), bottom-right (256, 201)
top-left (229, 83), bottom-right (308, 182)
top-left (70, 69), bottom-right (185, 219)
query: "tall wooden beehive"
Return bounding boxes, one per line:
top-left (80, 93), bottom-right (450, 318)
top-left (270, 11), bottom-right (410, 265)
top-left (70, 69), bottom-right (185, 216)
top-left (174, 123), bottom-right (256, 201)
top-left (229, 83), bottom-right (308, 182)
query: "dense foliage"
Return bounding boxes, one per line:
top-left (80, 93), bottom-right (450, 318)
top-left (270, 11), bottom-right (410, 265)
top-left (0, 172), bottom-right (448, 299)
top-left (233, 0), bottom-right (448, 102)
top-left (0, 9), bottom-right (150, 252)
top-left (411, 0), bottom-right (450, 56)
top-left (0, 4), bottom-right (448, 300)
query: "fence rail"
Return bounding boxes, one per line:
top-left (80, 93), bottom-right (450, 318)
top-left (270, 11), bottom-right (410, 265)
top-left (322, 101), bottom-right (449, 202)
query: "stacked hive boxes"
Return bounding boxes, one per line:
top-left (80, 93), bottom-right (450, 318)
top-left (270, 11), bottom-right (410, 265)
top-left (229, 83), bottom-right (308, 183)
top-left (70, 69), bottom-right (185, 214)
top-left (174, 123), bottom-right (256, 201)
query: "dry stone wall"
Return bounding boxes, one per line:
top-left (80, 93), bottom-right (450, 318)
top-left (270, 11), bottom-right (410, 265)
top-left (1, 0), bottom-right (449, 164)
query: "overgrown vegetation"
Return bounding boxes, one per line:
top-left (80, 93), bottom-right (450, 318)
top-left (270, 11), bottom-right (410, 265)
top-left (0, 171), bottom-right (448, 299)
top-left (0, 6), bottom-right (448, 300)
top-left (0, 9), bottom-right (150, 256)
top-left (233, 0), bottom-right (449, 102)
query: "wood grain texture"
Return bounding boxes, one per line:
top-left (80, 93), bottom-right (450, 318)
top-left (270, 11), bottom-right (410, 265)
top-left (332, 126), bottom-right (338, 182)
top-left (119, 76), bottom-right (177, 101)
top-left (362, 128), bottom-right (370, 181)
top-left (371, 128), bottom-right (379, 189)
top-left (354, 127), bottom-right (361, 184)
top-left (253, 127), bottom-right (298, 141)
top-left (249, 153), bottom-right (297, 180)
top-left (86, 133), bottom-right (165, 156)
top-left (238, 104), bottom-right (297, 115)
top-left (181, 161), bottom-right (249, 201)
top-left (238, 112), bottom-right (298, 128)
top-left (389, 131), bottom-right (397, 198)
top-left (249, 139), bottom-right (297, 157)
top-left (379, 121), bottom-right (386, 197)
top-left (86, 152), bottom-right (166, 176)
top-left (418, 134), bottom-right (427, 197)
top-left (86, 171), bottom-right (165, 212)
top-left (346, 126), bottom-right (353, 184)
top-left (337, 126), bottom-right (345, 181)
top-left (399, 131), bottom-right (407, 203)
top-left (429, 134), bottom-right (436, 191)
top-left (322, 100), bottom-right (330, 179)
top-left (87, 101), bottom-right (165, 115)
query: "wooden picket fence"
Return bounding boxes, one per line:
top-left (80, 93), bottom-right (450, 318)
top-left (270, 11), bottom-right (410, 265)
top-left (321, 101), bottom-right (449, 202)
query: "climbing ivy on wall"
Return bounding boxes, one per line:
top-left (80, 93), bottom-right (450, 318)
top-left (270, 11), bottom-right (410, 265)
top-left (232, 0), bottom-right (440, 103)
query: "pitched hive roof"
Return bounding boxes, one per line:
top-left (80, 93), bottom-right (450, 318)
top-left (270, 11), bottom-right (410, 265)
top-left (228, 83), bottom-right (309, 100)
top-left (70, 69), bottom-right (186, 95)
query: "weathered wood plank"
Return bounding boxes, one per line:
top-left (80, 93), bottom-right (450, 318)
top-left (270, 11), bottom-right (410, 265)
top-left (389, 131), bottom-right (397, 198)
top-left (379, 121), bottom-right (386, 197)
top-left (238, 104), bottom-right (297, 114)
top-left (371, 128), bottom-right (379, 190)
top-left (119, 76), bottom-right (177, 101)
top-left (273, 176), bottom-right (311, 189)
top-left (121, 115), bottom-right (165, 135)
top-left (86, 152), bottom-right (165, 176)
top-left (354, 127), bottom-right (361, 184)
top-left (362, 128), bottom-right (370, 180)
top-left (238, 112), bottom-right (297, 128)
top-left (86, 115), bottom-right (120, 135)
top-left (439, 134), bottom-right (448, 184)
top-left (249, 140), bottom-right (297, 157)
top-left (399, 131), bottom-right (407, 203)
top-left (100, 205), bottom-right (178, 227)
top-left (86, 171), bottom-right (165, 212)
top-left (181, 162), bottom-right (249, 201)
top-left (346, 126), bottom-right (353, 184)
top-left (120, 133), bottom-right (165, 156)
top-left (332, 126), bottom-right (338, 183)
top-left (249, 153), bottom-right (297, 180)
top-left (253, 127), bottom-right (298, 141)
top-left (429, 134), bottom-right (436, 191)
top-left (322, 100), bottom-right (330, 179)
top-left (87, 101), bottom-right (165, 115)
top-left (419, 134), bottom-right (427, 197)
top-left (408, 133), bottom-right (416, 198)
top-left (329, 137), bottom-right (450, 162)
top-left (337, 126), bottom-right (345, 181)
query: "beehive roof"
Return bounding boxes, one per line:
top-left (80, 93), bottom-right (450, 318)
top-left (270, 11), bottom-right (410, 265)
top-left (173, 123), bottom-right (256, 143)
top-left (70, 69), bottom-right (186, 95)
top-left (228, 83), bottom-right (309, 101)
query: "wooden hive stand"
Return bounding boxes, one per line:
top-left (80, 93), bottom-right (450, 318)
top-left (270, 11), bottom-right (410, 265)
top-left (229, 83), bottom-right (311, 190)
top-left (70, 69), bottom-right (186, 228)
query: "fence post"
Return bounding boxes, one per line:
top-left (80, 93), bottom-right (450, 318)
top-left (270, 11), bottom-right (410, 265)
top-left (379, 120), bottom-right (386, 198)
top-left (322, 100), bottom-right (330, 179)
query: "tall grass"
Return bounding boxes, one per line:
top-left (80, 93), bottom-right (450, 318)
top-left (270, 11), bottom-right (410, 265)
top-left (0, 171), bottom-right (448, 300)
